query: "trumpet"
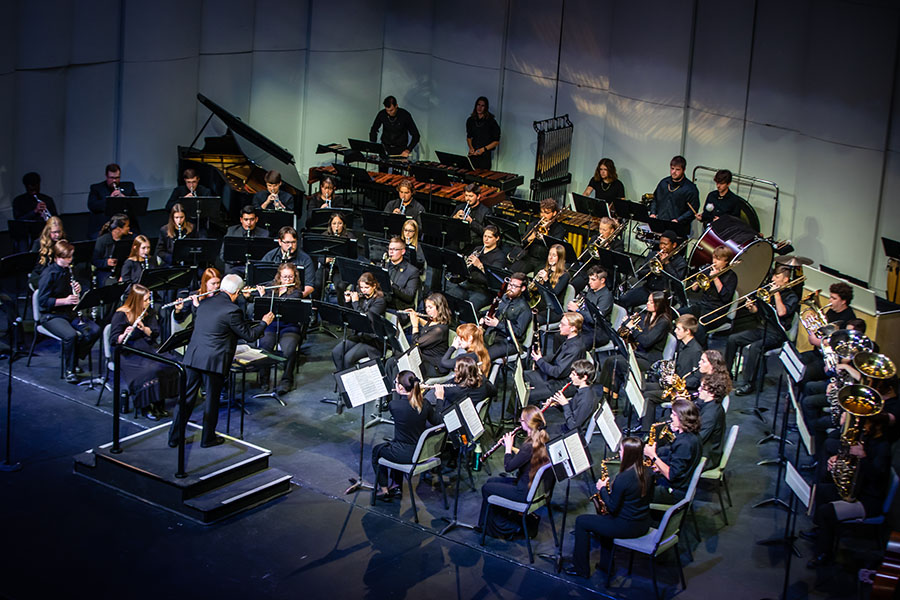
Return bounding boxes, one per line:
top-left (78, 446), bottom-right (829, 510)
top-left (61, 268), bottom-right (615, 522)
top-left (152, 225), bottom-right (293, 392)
top-left (699, 275), bottom-right (806, 327)
top-left (617, 307), bottom-right (647, 343)
top-left (682, 260), bottom-right (740, 292)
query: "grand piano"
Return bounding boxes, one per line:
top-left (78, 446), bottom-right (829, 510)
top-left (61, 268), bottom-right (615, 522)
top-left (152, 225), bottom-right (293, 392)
top-left (177, 94), bottom-right (304, 226)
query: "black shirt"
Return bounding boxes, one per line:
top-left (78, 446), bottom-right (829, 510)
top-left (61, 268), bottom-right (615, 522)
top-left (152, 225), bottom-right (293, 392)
top-left (826, 306), bottom-right (856, 327)
top-left (587, 178), bottom-right (626, 203)
top-left (651, 177), bottom-right (700, 224)
top-left (37, 262), bottom-right (76, 320)
top-left (451, 201), bottom-right (493, 239)
top-left (412, 323), bottom-right (449, 373)
top-left (557, 386), bottom-right (598, 435)
top-left (634, 313), bottom-right (672, 363)
top-left (599, 467), bottom-right (651, 522)
top-left (370, 107), bottom-right (420, 153)
top-left (13, 193), bottom-right (57, 221)
top-left (701, 189), bottom-right (743, 226)
top-left (466, 115), bottom-right (501, 160)
top-left (697, 400), bottom-right (726, 468)
top-left (656, 430), bottom-right (702, 492)
top-left (388, 394), bottom-right (437, 447)
top-left (675, 337), bottom-right (703, 390)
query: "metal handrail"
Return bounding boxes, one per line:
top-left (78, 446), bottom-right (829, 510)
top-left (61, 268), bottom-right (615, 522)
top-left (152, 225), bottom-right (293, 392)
top-left (692, 165), bottom-right (779, 237)
top-left (111, 344), bottom-right (188, 479)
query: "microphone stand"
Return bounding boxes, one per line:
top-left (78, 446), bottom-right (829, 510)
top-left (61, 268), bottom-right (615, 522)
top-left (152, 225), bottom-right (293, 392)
top-left (1, 319), bottom-right (22, 471)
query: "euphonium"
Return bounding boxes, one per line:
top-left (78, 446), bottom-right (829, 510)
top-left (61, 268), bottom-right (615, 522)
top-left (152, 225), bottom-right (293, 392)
top-left (831, 384), bottom-right (883, 502)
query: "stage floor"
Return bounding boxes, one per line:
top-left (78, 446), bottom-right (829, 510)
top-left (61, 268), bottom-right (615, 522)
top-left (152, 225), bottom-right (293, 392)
top-left (0, 328), bottom-right (892, 599)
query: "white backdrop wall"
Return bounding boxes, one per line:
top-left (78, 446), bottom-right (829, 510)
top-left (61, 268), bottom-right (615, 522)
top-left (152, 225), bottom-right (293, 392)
top-left (2, 0), bottom-right (899, 292)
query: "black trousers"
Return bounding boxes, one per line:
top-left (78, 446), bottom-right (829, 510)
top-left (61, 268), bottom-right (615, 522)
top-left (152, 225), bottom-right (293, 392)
top-left (259, 330), bottom-right (301, 386)
top-left (573, 514), bottom-right (650, 575)
top-left (41, 315), bottom-right (101, 371)
top-left (371, 441), bottom-right (415, 488)
top-left (332, 340), bottom-right (380, 371)
top-left (167, 367), bottom-right (225, 446)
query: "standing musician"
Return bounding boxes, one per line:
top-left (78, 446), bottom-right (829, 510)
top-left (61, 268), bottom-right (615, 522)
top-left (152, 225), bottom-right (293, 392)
top-left (332, 272), bottom-right (387, 371)
top-left (167, 274), bottom-right (274, 448)
top-left (697, 169), bottom-right (744, 226)
top-left (641, 315), bottom-right (704, 431)
top-left (306, 176), bottom-right (344, 214)
top-left (582, 158), bottom-right (626, 203)
top-left (445, 224), bottom-right (511, 311)
top-left (532, 244), bottom-right (570, 317)
top-left (727, 265), bottom-right (800, 396)
top-left (371, 370), bottom-right (437, 502)
top-left (697, 371), bottom-right (731, 470)
top-left (30, 216), bottom-right (66, 288)
top-left (110, 284), bottom-right (178, 420)
top-left (542, 359), bottom-right (599, 436)
top-left (173, 267), bottom-right (221, 323)
top-left (384, 236), bottom-right (421, 311)
top-left (439, 323), bottom-right (492, 377)
top-left (642, 397), bottom-right (703, 503)
top-left (37, 240), bottom-right (102, 383)
top-left (466, 96), bottom-right (501, 170)
top-left (155, 203), bottom-right (195, 267)
top-left (567, 266), bottom-right (613, 348)
top-left (681, 245), bottom-right (738, 347)
top-left (649, 155), bottom-right (700, 225)
top-left (400, 219), bottom-right (426, 269)
top-left (570, 217), bottom-right (624, 292)
top-left (567, 437), bottom-right (652, 579)
top-left (451, 183), bottom-right (493, 243)
top-left (253, 170), bottom-right (294, 212)
top-left (598, 291), bottom-right (673, 403)
top-left (165, 168), bottom-right (212, 211)
top-left (427, 355), bottom-right (496, 413)
top-left (13, 171), bottom-right (58, 222)
top-left (87, 163), bottom-right (139, 238)
top-left (261, 226), bottom-right (317, 299)
top-left (120, 235), bottom-right (158, 290)
top-left (369, 95), bottom-right (420, 159)
top-left (92, 213), bottom-right (132, 287)
top-left (477, 406), bottom-right (551, 539)
top-left (400, 292), bottom-right (451, 379)
top-left (384, 179), bottom-right (425, 229)
top-left (527, 312), bottom-right (586, 404)
top-left (481, 272), bottom-right (532, 361)
top-left (510, 198), bottom-right (567, 275)
top-left (256, 263), bottom-right (303, 395)
top-left (618, 230), bottom-right (687, 311)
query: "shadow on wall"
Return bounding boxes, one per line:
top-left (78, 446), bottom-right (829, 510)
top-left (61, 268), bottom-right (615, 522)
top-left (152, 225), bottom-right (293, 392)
top-left (794, 216), bottom-right (826, 270)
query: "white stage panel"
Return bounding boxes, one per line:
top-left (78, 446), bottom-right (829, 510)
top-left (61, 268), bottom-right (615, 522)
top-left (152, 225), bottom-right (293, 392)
top-left (14, 70), bottom-right (66, 210)
top-left (123, 0), bottom-right (200, 62)
top-left (254, 0), bottom-right (310, 51)
top-left (554, 81), bottom-right (609, 196)
top-left (309, 0), bottom-right (384, 52)
top-left (380, 50), bottom-right (434, 161)
top-left (505, 0), bottom-right (563, 81)
top-left (496, 70), bottom-right (557, 182)
top-left (197, 53), bottom-right (254, 135)
top-left (558, 0), bottom-right (612, 91)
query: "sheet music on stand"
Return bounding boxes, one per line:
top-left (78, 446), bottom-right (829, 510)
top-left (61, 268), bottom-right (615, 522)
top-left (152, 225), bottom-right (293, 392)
top-left (513, 358), bottom-right (529, 408)
top-left (596, 401), bottom-right (622, 451)
top-left (548, 430), bottom-right (593, 481)
top-left (625, 371), bottom-right (646, 419)
top-left (337, 360), bottom-right (389, 408)
top-left (779, 342), bottom-right (806, 384)
top-left (627, 345), bottom-right (644, 389)
top-left (788, 384), bottom-right (814, 457)
top-left (397, 345), bottom-right (424, 381)
top-left (785, 461), bottom-right (814, 512)
top-left (441, 397), bottom-right (484, 443)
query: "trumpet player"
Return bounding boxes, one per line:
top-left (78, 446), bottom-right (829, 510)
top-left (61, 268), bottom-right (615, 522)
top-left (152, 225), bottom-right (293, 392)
top-left (483, 272), bottom-right (531, 361)
top-left (451, 183), bottom-right (492, 242)
top-left (642, 398), bottom-right (702, 504)
top-left (681, 245), bottom-right (738, 347)
top-left (570, 217), bottom-right (624, 292)
top-left (526, 312), bottom-right (586, 403)
top-left (542, 359), bottom-right (598, 436)
top-left (728, 266), bottom-right (800, 396)
top-left (445, 225), bottom-right (510, 310)
top-left (253, 169), bottom-right (294, 212)
top-left (13, 171), bottom-right (57, 224)
top-left (510, 198), bottom-right (566, 274)
top-left (619, 230), bottom-right (687, 311)
top-left (165, 167), bottom-right (212, 211)
top-left (385, 236), bottom-right (421, 312)
top-left (567, 266), bottom-right (613, 348)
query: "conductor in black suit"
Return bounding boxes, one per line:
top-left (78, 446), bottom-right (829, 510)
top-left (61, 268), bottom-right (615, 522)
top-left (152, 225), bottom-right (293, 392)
top-left (87, 163), bottom-right (140, 238)
top-left (167, 274), bottom-right (274, 448)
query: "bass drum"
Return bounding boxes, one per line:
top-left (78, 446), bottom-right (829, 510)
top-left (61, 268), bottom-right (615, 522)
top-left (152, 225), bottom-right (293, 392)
top-left (688, 225), bottom-right (773, 297)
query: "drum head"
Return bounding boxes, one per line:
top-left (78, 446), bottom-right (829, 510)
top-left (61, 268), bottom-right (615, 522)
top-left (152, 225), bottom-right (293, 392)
top-left (735, 198), bottom-right (761, 233)
top-left (732, 240), bottom-right (773, 296)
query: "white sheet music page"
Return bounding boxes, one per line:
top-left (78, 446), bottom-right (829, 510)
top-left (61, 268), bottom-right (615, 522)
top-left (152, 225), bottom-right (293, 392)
top-left (563, 433), bottom-right (590, 476)
top-left (341, 364), bottom-right (388, 408)
top-left (458, 397), bottom-right (483, 440)
top-left (548, 439), bottom-right (573, 478)
top-left (596, 401), bottom-right (622, 452)
top-left (443, 408), bottom-right (462, 433)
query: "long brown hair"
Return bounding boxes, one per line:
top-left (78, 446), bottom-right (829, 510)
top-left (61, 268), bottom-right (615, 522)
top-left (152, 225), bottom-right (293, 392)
top-left (592, 157), bottom-right (618, 182)
top-left (545, 244), bottom-right (567, 287)
top-left (38, 217), bottom-right (66, 266)
top-left (425, 292), bottom-right (451, 325)
top-left (166, 203), bottom-right (194, 238)
top-left (397, 370), bottom-right (424, 413)
top-left (116, 284), bottom-right (151, 324)
top-left (648, 290), bottom-right (672, 329)
top-left (521, 406), bottom-right (549, 485)
top-left (127, 235), bottom-right (150, 262)
top-left (272, 262), bottom-right (301, 295)
top-left (619, 436), bottom-right (651, 497)
top-left (358, 272), bottom-right (384, 298)
top-left (456, 323), bottom-right (490, 376)
top-left (453, 355), bottom-right (483, 389)
top-left (672, 398), bottom-right (701, 434)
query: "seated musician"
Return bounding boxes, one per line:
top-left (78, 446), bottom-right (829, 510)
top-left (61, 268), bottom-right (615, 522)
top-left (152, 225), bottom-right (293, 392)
top-left (322, 212), bottom-right (355, 299)
top-left (481, 272), bottom-right (532, 362)
top-left (13, 171), bottom-right (58, 222)
top-left (427, 355), bottom-right (496, 413)
top-left (618, 230), bottom-right (687, 311)
top-left (332, 272), bottom-right (387, 371)
top-left (256, 263), bottom-right (303, 395)
top-left (87, 163), bottom-right (139, 238)
top-left (30, 217), bottom-right (66, 288)
top-left (542, 358), bottom-right (598, 436)
top-left (369, 95), bottom-right (420, 159)
top-left (526, 312), bottom-right (586, 403)
top-left (642, 397), bottom-right (703, 504)
top-left (696, 371), bottom-right (730, 470)
top-left (641, 315), bottom-right (704, 431)
top-left (261, 226), bottom-right (316, 299)
top-left (445, 224), bottom-right (511, 311)
top-left (477, 406), bottom-right (550, 538)
top-left (37, 240), bottom-right (101, 383)
top-left (120, 235), bottom-right (158, 290)
top-left (599, 291), bottom-right (673, 404)
top-left (253, 169), bottom-right (294, 212)
top-left (681, 245), bottom-right (738, 347)
top-left (798, 282), bottom-right (857, 389)
top-left (92, 213), bottom-right (132, 287)
top-left (532, 244), bottom-right (570, 319)
top-left (568, 436), bottom-right (652, 579)
top-left (727, 265), bottom-right (800, 396)
top-left (223, 205), bottom-right (270, 275)
top-left (306, 176), bottom-right (344, 214)
top-left (567, 266), bottom-right (613, 348)
top-left (698, 169), bottom-right (744, 226)
top-left (155, 203), bottom-right (195, 267)
top-left (803, 413), bottom-right (892, 568)
top-left (582, 158), bottom-right (626, 203)
top-left (165, 168), bottom-right (212, 211)
top-left (385, 236), bottom-right (421, 311)
top-left (649, 155), bottom-right (699, 225)
top-left (451, 183), bottom-right (493, 245)
top-left (384, 179), bottom-right (424, 229)
top-left (174, 267), bottom-right (220, 323)
top-left (466, 96), bottom-right (501, 170)
top-left (399, 292), bottom-right (451, 380)
top-left (439, 323), bottom-right (492, 378)
top-left (510, 198), bottom-right (567, 275)
top-left (570, 216), bottom-right (625, 292)
top-left (401, 219), bottom-right (425, 269)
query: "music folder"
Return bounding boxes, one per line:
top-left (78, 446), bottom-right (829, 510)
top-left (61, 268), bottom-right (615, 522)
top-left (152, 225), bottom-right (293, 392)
top-left (547, 430), bottom-right (592, 481)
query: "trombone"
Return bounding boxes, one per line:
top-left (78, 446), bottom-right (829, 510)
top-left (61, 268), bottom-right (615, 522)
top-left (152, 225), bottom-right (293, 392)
top-left (698, 275), bottom-right (806, 327)
top-left (507, 215), bottom-right (556, 263)
top-left (682, 260), bottom-right (741, 292)
top-left (625, 238), bottom-right (690, 290)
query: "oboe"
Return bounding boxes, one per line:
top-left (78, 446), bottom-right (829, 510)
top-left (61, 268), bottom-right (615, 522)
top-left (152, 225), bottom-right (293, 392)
top-left (483, 383), bottom-right (571, 459)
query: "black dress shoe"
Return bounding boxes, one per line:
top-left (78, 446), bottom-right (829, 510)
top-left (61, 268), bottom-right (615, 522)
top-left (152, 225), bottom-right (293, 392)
top-left (375, 490), bottom-right (393, 503)
top-left (65, 371), bottom-right (79, 384)
top-left (154, 405), bottom-right (170, 418)
top-left (807, 552), bottom-right (833, 568)
top-left (200, 436), bottom-right (226, 448)
top-left (145, 409), bottom-right (160, 422)
top-left (275, 383), bottom-right (291, 395)
top-left (388, 486), bottom-right (402, 499)
top-left (734, 383), bottom-right (755, 396)
top-left (564, 568), bottom-right (589, 578)
top-left (167, 439), bottom-right (179, 448)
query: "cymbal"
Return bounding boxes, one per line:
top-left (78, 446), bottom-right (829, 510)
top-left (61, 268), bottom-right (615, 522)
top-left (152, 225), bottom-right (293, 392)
top-left (775, 255), bottom-right (813, 267)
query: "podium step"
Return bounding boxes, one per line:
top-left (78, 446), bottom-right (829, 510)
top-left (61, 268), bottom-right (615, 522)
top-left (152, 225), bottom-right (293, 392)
top-left (184, 468), bottom-right (293, 523)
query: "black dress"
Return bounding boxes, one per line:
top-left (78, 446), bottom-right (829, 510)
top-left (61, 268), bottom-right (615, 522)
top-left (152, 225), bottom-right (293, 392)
top-left (109, 311), bottom-right (179, 410)
top-left (371, 394), bottom-right (437, 488)
top-left (478, 440), bottom-right (550, 538)
top-left (412, 323), bottom-right (449, 378)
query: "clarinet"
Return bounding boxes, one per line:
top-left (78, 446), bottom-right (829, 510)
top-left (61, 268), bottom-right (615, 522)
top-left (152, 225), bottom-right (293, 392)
top-left (122, 305), bottom-right (150, 346)
top-left (176, 224), bottom-right (184, 240)
top-left (483, 383), bottom-right (572, 459)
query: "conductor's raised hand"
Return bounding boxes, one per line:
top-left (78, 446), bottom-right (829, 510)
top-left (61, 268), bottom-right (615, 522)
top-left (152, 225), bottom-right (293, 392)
top-left (262, 311), bottom-right (275, 325)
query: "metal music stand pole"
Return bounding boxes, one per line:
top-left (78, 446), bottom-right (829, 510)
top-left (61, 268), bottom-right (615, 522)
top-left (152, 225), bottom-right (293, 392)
top-left (1, 320), bottom-right (22, 472)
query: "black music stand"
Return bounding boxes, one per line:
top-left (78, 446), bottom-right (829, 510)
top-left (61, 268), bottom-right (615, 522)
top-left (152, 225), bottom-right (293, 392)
top-left (484, 264), bottom-right (514, 292)
top-left (611, 198), bottom-right (649, 222)
top-left (172, 238), bottom-right (221, 269)
top-left (359, 209), bottom-right (407, 239)
top-left (438, 396), bottom-right (485, 535)
top-left (314, 301), bottom-right (378, 412)
top-left (509, 197), bottom-right (541, 216)
top-left (1, 318), bottom-right (23, 471)
top-left (104, 196), bottom-right (148, 218)
top-left (223, 237), bottom-right (275, 266)
top-left (252, 297), bottom-right (311, 407)
top-left (364, 236), bottom-right (390, 263)
top-left (532, 280), bottom-right (564, 324)
top-left (409, 164), bottom-right (454, 211)
top-left (178, 196), bottom-right (223, 234)
top-left (71, 240), bottom-right (95, 266)
top-left (335, 257), bottom-right (391, 296)
top-left (245, 261), bottom-right (281, 287)
top-left (646, 215), bottom-right (690, 240)
top-left (435, 150), bottom-right (474, 171)
top-left (348, 138), bottom-right (388, 159)
top-left (139, 266), bottom-right (193, 293)
top-left (6, 220), bottom-right (44, 253)
top-left (444, 294), bottom-right (478, 325)
top-left (110, 238), bottom-right (132, 266)
top-left (157, 326), bottom-right (194, 354)
top-left (303, 234), bottom-right (358, 262)
top-left (0, 252), bottom-right (38, 313)
top-left (591, 248), bottom-right (634, 290)
top-left (307, 208), bottom-right (355, 231)
top-left (258, 209), bottom-right (295, 234)
top-left (420, 213), bottom-right (471, 248)
top-left (332, 163), bottom-right (373, 206)
top-left (572, 192), bottom-right (611, 219)
top-left (421, 243), bottom-right (468, 293)
top-left (484, 215), bottom-right (522, 247)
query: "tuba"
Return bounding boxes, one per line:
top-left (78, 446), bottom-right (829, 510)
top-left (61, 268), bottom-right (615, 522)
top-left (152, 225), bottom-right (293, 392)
top-left (831, 384), bottom-right (883, 502)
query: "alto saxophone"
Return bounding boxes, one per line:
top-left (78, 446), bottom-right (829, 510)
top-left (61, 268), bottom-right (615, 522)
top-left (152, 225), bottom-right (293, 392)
top-left (643, 421), bottom-right (674, 466)
top-left (590, 458), bottom-right (614, 514)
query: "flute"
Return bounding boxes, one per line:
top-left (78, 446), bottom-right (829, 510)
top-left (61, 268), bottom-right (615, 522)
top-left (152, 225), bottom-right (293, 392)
top-left (159, 289), bottom-right (218, 309)
top-left (483, 383), bottom-right (572, 459)
top-left (241, 283), bottom-right (291, 295)
top-left (421, 383), bottom-right (460, 390)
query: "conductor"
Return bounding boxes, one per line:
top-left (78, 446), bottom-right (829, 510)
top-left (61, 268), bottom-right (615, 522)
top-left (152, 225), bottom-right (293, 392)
top-left (167, 274), bottom-right (274, 448)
